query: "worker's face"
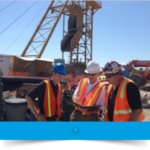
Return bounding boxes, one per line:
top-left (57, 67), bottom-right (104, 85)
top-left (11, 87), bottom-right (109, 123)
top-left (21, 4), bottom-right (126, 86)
top-left (105, 75), bottom-right (115, 84)
top-left (87, 73), bottom-right (99, 83)
top-left (105, 74), bottom-right (119, 84)
top-left (53, 72), bottom-right (63, 82)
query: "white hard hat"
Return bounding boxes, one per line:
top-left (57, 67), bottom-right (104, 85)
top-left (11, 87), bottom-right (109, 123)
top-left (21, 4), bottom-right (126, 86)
top-left (85, 61), bottom-right (101, 74)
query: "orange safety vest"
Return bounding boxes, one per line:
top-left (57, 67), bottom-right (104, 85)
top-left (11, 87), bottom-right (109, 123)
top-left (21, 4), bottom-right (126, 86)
top-left (43, 80), bottom-right (61, 117)
top-left (76, 78), bottom-right (106, 116)
top-left (105, 77), bottom-right (145, 121)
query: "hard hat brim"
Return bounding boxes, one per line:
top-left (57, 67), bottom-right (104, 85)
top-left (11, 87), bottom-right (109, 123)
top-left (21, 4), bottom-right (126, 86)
top-left (57, 72), bottom-right (66, 76)
top-left (84, 69), bottom-right (101, 74)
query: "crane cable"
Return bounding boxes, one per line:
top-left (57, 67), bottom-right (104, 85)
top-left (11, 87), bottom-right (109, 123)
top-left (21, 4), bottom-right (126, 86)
top-left (3, 1), bottom-right (49, 54)
top-left (0, 0), bottom-right (17, 12)
top-left (0, 1), bottom-right (39, 35)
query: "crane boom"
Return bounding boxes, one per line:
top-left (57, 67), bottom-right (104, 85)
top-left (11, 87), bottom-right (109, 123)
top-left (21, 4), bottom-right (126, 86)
top-left (21, 1), bottom-right (102, 65)
top-left (21, 1), bottom-right (68, 58)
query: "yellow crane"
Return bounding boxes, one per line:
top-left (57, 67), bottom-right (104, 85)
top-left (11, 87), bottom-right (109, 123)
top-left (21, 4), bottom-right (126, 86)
top-left (21, 1), bottom-right (102, 65)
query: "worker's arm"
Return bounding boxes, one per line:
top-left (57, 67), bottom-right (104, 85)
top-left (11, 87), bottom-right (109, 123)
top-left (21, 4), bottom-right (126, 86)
top-left (127, 83), bottom-right (143, 121)
top-left (26, 95), bottom-right (46, 121)
top-left (130, 109), bottom-right (142, 121)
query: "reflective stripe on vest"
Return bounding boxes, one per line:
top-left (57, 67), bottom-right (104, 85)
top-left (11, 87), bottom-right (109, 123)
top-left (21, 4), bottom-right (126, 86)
top-left (87, 82), bottom-right (105, 106)
top-left (117, 79), bottom-right (132, 115)
top-left (44, 80), bottom-right (61, 117)
top-left (82, 82), bottom-right (105, 115)
top-left (78, 79), bottom-right (87, 97)
top-left (77, 78), bottom-right (105, 116)
top-left (114, 109), bottom-right (132, 115)
top-left (120, 79), bottom-right (127, 99)
top-left (45, 80), bottom-right (51, 117)
top-left (77, 78), bottom-right (88, 106)
top-left (105, 109), bottom-right (132, 115)
top-left (105, 78), bottom-right (145, 121)
top-left (114, 78), bottom-right (133, 117)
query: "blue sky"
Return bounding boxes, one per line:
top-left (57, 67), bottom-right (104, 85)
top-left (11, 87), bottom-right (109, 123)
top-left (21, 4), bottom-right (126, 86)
top-left (0, 1), bottom-right (150, 67)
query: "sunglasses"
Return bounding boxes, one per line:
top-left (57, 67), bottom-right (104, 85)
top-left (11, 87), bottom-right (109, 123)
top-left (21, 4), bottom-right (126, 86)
top-left (103, 68), bottom-right (113, 72)
top-left (87, 73), bottom-right (97, 76)
top-left (105, 74), bottom-right (116, 78)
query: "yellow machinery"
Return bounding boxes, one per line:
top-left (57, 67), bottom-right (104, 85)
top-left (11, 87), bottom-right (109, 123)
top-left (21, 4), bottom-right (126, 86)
top-left (21, 1), bottom-right (102, 65)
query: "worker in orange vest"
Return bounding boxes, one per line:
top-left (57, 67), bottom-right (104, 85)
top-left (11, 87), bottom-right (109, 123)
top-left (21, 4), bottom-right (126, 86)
top-left (26, 63), bottom-right (66, 121)
top-left (70, 61), bottom-right (107, 121)
top-left (103, 61), bottom-right (145, 121)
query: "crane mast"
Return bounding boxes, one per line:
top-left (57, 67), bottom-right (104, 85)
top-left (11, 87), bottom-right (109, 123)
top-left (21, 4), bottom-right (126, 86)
top-left (21, 1), bottom-right (102, 65)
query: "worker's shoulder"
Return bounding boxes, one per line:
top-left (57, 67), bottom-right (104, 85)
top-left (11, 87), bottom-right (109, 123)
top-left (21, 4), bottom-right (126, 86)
top-left (82, 78), bottom-right (88, 80)
top-left (43, 79), bottom-right (51, 83)
top-left (126, 82), bottom-right (140, 95)
top-left (127, 81), bottom-right (137, 88)
top-left (35, 80), bottom-right (47, 89)
top-left (26, 81), bottom-right (45, 95)
top-left (79, 78), bottom-right (88, 83)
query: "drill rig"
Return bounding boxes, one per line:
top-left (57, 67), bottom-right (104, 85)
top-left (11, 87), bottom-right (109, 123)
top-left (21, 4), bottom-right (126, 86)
top-left (21, 1), bottom-right (102, 66)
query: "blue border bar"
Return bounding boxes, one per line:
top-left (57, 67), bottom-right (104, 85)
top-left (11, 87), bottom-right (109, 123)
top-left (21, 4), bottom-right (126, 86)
top-left (0, 122), bottom-right (150, 140)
